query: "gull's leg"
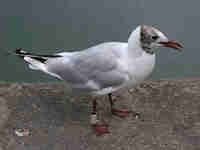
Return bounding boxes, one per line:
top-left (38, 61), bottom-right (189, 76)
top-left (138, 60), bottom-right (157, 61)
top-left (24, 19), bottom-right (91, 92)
top-left (90, 99), bottom-right (109, 136)
top-left (108, 93), bottom-right (131, 117)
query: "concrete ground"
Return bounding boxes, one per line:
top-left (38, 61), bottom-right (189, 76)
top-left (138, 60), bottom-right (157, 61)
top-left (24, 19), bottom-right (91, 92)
top-left (0, 78), bottom-right (200, 150)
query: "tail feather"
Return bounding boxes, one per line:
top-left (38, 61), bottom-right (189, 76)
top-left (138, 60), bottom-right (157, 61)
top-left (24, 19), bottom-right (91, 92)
top-left (15, 48), bottom-right (63, 80)
top-left (15, 48), bottom-right (62, 63)
top-left (28, 64), bottom-right (39, 70)
top-left (15, 48), bottom-right (48, 71)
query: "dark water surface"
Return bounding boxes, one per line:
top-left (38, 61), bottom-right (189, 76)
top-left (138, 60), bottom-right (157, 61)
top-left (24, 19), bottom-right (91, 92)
top-left (0, 0), bottom-right (199, 82)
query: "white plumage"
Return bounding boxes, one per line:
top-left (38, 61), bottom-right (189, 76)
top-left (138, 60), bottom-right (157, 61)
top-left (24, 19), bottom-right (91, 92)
top-left (19, 26), bottom-right (157, 96)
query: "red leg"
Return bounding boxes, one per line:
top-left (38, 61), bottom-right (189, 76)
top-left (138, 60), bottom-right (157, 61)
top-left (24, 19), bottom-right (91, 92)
top-left (92, 124), bottom-right (109, 136)
top-left (91, 100), bottom-right (109, 136)
top-left (108, 93), bottom-right (131, 118)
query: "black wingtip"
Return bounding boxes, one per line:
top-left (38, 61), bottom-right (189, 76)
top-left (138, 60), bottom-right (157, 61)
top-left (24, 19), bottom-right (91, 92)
top-left (15, 48), bottom-right (28, 58)
top-left (15, 48), bottom-right (24, 54)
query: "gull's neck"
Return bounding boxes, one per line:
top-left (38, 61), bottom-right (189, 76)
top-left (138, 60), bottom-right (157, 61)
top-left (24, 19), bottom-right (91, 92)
top-left (128, 26), bottom-right (144, 58)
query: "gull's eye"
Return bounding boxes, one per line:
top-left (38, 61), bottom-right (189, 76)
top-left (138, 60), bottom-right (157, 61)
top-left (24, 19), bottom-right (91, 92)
top-left (152, 35), bottom-right (159, 40)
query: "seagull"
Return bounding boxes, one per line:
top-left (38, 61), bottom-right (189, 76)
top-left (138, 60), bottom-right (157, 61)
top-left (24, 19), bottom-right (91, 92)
top-left (14, 25), bottom-right (183, 135)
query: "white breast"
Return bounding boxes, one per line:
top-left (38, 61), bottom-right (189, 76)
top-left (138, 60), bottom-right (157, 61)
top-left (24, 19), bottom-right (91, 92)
top-left (126, 52), bottom-right (156, 87)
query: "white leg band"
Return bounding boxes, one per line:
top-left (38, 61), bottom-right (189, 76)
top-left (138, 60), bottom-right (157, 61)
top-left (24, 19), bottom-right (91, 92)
top-left (90, 114), bottom-right (99, 125)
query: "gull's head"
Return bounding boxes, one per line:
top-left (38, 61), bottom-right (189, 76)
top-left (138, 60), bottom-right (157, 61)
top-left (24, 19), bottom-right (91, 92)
top-left (135, 25), bottom-right (183, 54)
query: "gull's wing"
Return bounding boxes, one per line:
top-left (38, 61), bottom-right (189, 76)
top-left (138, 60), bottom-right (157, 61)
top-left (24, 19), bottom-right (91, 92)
top-left (46, 43), bottom-right (129, 92)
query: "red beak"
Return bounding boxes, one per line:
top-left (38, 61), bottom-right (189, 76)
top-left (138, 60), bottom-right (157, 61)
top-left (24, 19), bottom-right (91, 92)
top-left (159, 40), bottom-right (183, 51)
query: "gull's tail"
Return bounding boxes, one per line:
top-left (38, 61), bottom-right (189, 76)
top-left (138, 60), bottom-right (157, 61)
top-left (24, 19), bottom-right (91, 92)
top-left (14, 48), bottom-right (62, 79)
top-left (15, 48), bottom-right (62, 62)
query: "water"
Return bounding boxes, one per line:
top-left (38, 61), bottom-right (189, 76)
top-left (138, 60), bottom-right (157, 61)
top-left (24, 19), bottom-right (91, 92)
top-left (0, 0), bottom-right (199, 82)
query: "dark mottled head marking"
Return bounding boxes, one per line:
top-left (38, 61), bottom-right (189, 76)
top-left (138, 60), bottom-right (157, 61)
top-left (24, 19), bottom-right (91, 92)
top-left (140, 25), bottom-right (162, 54)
